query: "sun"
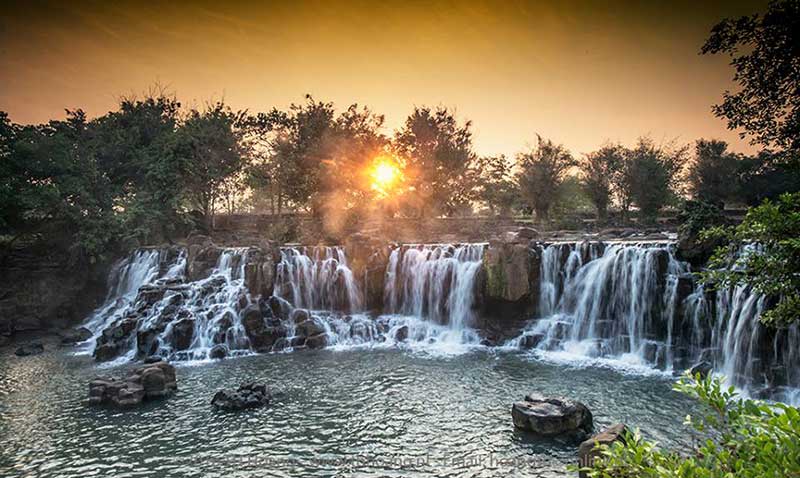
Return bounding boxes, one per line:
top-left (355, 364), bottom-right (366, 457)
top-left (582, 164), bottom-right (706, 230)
top-left (369, 156), bottom-right (402, 197)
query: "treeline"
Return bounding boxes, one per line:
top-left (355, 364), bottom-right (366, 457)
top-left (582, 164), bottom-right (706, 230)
top-left (2, 92), bottom-right (799, 256)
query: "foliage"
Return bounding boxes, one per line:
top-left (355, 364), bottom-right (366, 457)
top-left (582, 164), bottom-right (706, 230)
top-left (701, 0), bottom-right (800, 156)
top-left (687, 139), bottom-right (742, 206)
top-left (551, 175), bottom-right (594, 229)
top-left (735, 151), bottom-right (800, 206)
top-left (578, 374), bottom-right (800, 478)
top-left (175, 102), bottom-right (248, 226)
top-left (580, 144), bottom-right (626, 222)
top-left (474, 155), bottom-right (520, 216)
top-left (394, 106), bottom-right (477, 217)
top-left (516, 136), bottom-right (576, 222)
top-left (677, 200), bottom-right (727, 242)
top-left (701, 192), bottom-right (800, 326)
top-left (621, 138), bottom-right (687, 224)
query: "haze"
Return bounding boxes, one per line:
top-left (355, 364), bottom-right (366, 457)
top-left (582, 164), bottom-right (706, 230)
top-left (0, 0), bottom-right (766, 156)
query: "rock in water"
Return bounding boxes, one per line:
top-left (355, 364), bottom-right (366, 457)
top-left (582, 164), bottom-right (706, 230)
top-left (59, 327), bottom-right (93, 345)
top-left (88, 361), bottom-right (177, 408)
top-left (577, 423), bottom-right (628, 478)
top-left (212, 382), bottom-right (271, 411)
top-left (511, 393), bottom-right (593, 439)
top-left (688, 361), bottom-right (713, 379)
top-left (15, 342), bottom-right (44, 356)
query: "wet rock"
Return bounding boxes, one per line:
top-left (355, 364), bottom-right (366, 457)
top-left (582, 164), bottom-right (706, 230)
top-left (59, 327), bottom-right (93, 345)
top-left (170, 318), bottom-right (195, 351)
top-left (212, 382), bottom-right (271, 411)
top-left (187, 245), bottom-right (224, 281)
top-left (305, 333), bottom-right (329, 349)
top-left (243, 249), bottom-right (276, 298)
top-left (0, 335), bottom-right (9, 347)
top-left (511, 393), bottom-right (593, 439)
top-left (290, 308), bottom-right (311, 324)
top-left (94, 317), bottom-right (138, 362)
top-left (578, 423), bottom-right (628, 477)
top-left (136, 328), bottom-right (160, 358)
top-left (144, 355), bottom-right (165, 364)
top-left (296, 317), bottom-right (326, 338)
top-left (268, 296), bottom-right (293, 320)
top-left (518, 333), bottom-right (544, 349)
top-left (242, 305), bottom-right (287, 352)
top-left (483, 243), bottom-right (531, 303)
top-left (394, 325), bottom-right (409, 342)
top-left (209, 344), bottom-right (227, 360)
top-left (15, 342), bottom-right (44, 356)
top-left (688, 361), bottom-right (713, 379)
top-left (88, 361), bottom-right (177, 408)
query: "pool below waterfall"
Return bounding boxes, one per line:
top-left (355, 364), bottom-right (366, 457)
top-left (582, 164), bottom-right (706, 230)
top-left (0, 343), bottom-right (697, 478)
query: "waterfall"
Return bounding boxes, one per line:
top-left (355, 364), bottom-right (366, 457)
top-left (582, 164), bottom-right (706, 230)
top-left (509, 240), bottom-right (800, 404)
top-left (83, 248), bottom-right (186, 340)
top-left (383, 244), bottom-right (485, 330)
top-left (274, 246), bottom-right (362, 313)
top-left (682, 283), bottom-right (800, 402)
top-left (516, 242), bottom-right (688, 369)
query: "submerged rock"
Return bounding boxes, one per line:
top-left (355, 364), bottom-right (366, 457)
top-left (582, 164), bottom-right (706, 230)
top-left (511, 393), bottom-right (593, 439)
top-left (88, 361), bottom-right (177, 408)
top-left (15, 342), bottom-right (44, 356)
top-left (577, 423), bottom-right (628, 477)
top-left (212, 382), bottom-right (271, 411)
top-left (59, 327), bottom-right (93, 345)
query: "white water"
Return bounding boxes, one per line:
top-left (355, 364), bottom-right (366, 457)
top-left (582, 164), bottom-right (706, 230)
top-left (509, 241), bottom-right (800, 404)
top-left (383, 244), bottom-right (485, 330)
top-left (274, 246), bottom-right (362, 313)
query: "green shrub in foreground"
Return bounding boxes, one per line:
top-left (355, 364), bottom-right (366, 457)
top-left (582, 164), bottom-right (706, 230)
top-left (576, 374), bottom-right (800, 478)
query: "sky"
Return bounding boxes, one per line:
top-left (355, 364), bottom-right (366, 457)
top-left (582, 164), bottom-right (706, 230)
top-left (0, 0), bottom-right (768, 157)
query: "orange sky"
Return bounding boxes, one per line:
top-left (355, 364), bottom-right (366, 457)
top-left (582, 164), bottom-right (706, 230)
top-left (0, 0), bottom-right (766, 157)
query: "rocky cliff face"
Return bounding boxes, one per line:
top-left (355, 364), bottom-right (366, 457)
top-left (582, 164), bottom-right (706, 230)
top-left (0, 241), bottom-right (109, 341)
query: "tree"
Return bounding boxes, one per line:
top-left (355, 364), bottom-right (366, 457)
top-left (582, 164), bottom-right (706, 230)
top-left (394, 106), bottom-right (477, 217)
top-left (578, 374), bottom-right (800, 478)
top-left (701, 0), bottom-right (800, 156)
top-left (735, 150), bottom-right (800, 206)
top-left (702, 192), bottom-right (800, 326)
top-left (516, 136), bottom-right (576, 223)
top-left (687, 139), bottom-right (741, 207)
top-left (580, 144), bottom-right (625, 223)
top-left (622, 138), bottom-right (686, 224)
top-left (475, 155), bottom-right (520, 216)
top-left (176, 102), bottom-right (248, 227)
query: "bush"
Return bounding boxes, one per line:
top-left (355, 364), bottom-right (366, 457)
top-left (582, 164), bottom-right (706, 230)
top-left (576, 374), bottom-right (800, 478)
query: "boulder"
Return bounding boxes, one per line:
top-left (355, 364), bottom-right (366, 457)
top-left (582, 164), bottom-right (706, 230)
top-left (305, 333), bottom-right (329, 349)
top-left (511, 393), bottom-right (593, 439)
top-left (290, 308), bottom-right (311, 324)
top-left (296, 317), bottom-right (326, 338)
top-left (394, 325), bottom-right (409, 342)
top-left (209, 344), bottom-right (227, 359)
top-left (212, 382), bottom-right (271, 411)
top-left (59, 327), bottom-right (93, 345)
top-left (15, 342), bottom-right (44, 356)
top-left (170, 318), bottom-right (195, 351)
top-left (243, 249), bottom-right (276, 298)
top-left (578, 423), bottom-right (628, 477)
top-left (268, 296), bottom-right (293, 320)
top-left (186, 244), bottom-right (224, 281)
top-left (688, 361), bottom-right (713, 379)
top-left (483, 243), bottom-right (531, 302)
top-left (94, 317), bottom-right (138, 361)
top-left (242, 306), bottom-right (287, 352)
top-left (88, 361), bottom-right (177, 408)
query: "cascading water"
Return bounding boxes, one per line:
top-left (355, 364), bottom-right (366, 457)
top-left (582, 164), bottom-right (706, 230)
top-left (509, 240), bottom-right (800, 404)
top-left (274, 246), bottom-right (362, 313)
top-left (513, 242), bottom-right (688, 370)
top-left (377, 244), bottom-right (486, 350)
top-left (83, 248), bottom-right (186, 343)
top-left (383, 244), bottom-right (485, 329)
